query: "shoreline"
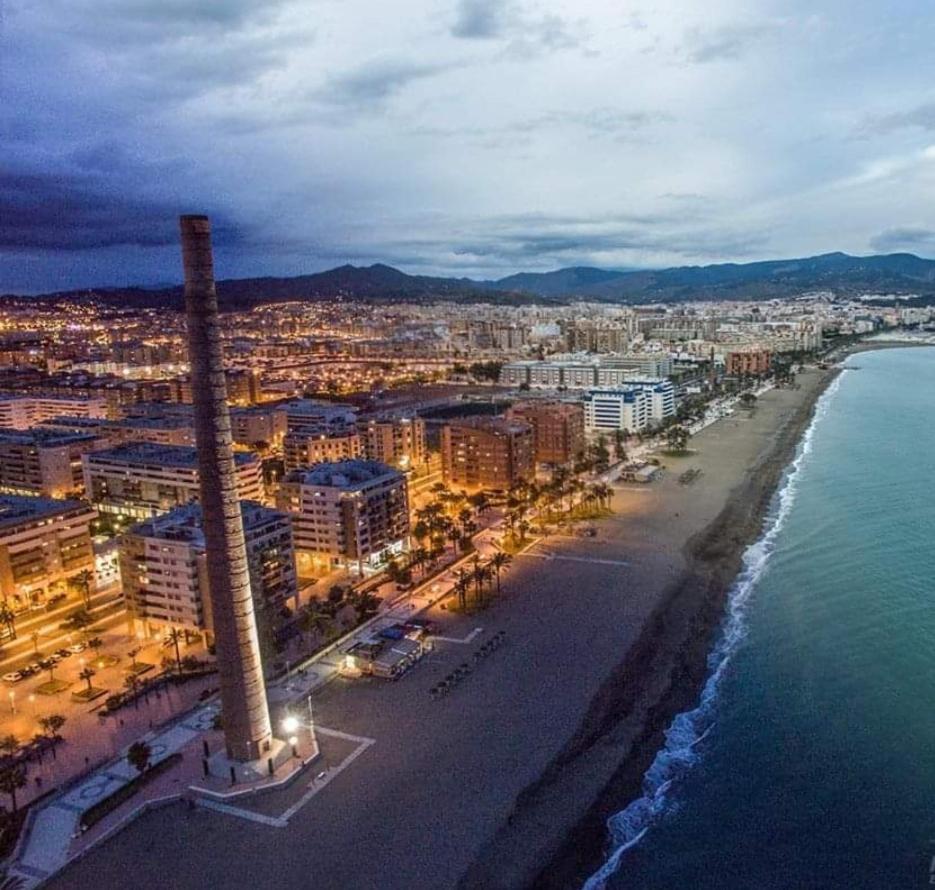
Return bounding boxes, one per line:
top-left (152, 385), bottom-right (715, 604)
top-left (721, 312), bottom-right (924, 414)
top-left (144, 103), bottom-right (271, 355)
top-left (459, 367), bottom-right (841, 890)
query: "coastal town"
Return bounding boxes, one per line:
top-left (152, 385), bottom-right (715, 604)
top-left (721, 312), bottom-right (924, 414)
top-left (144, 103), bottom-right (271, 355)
top-left (0, 250), bottom-right (929, 889)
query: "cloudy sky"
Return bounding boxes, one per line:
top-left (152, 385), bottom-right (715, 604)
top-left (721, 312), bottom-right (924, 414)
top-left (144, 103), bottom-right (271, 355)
top-left (3, 0), bottom-right (935, 292)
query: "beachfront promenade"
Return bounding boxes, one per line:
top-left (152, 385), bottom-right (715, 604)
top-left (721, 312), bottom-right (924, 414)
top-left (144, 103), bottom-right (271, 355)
top-left (39, 373), bottom-right (826, 890)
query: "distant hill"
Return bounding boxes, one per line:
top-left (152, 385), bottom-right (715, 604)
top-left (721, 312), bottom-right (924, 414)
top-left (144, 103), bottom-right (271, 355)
top-left (5, 252), bottom-right (935, 310)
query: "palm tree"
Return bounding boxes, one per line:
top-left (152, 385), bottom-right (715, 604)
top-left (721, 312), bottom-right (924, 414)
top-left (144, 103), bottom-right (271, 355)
top-left (29, 631), bottom-right (40, 655)
top-left (473, 562), bottom-right (492, 606)
top-left (163, 628), bottom-right (184, 674)
top-left (87, 636), bottom-right (103, 655)
top-left (0, 764), bottom-right (26, 812)
top-left (489, 552), bottom-right (512, 595)
top-left (0, 735), bottom-right (19, 758)
top-left (127, 740), bottom-right (151, 776)
top-left (78, 666), bottom-right (96, 692)
top-left (453, 570), bottom-right (471, 611)
top-left (68, 569), bottom-right (94, 609)
top-left (38, 715), bottom-right (66, 751)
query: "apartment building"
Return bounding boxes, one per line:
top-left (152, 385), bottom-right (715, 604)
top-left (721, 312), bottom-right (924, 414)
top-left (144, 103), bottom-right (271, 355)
top-left (120, 502), bottom-right (296, 651)
top-left (0, 395), bottom-right (109, 430)
top-left (280, 399), bottom-right (358, 437)
top-left (358, 416), bottom-right (427, 469)
top-left (441, 417), bottom-right (535, 491)
top-left (726, 350), bottom-right (773, 376)
top-left (83, 443), bottom-right (264, 518)
top-left (230, 406), bottom-right (287, 450)
top-left (276, 459), bottom-right (409, 575)
top-left (283, 431), bottom-right (362, 472)
top-left (499, 354), bottom-right (674, 389)
top-left (0, 429), bottom-right (104, 498)
top-left (505, 401), bottom-right (585, 466)
top-left (0, 496), bottom-right (97, 609)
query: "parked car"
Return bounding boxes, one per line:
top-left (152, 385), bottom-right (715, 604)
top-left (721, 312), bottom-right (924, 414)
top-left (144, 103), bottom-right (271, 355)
top-left (45, 593), bottom-right (67, 611)
top-left (18, 666), bottom-right (35, 678)
top-left (26, 662), bottom-right (41, 675)
top-left (2, 672), bottom-right (23, 684)
top-left (67, 643), bottom-right (85, 654)
top-left (38, 659), bottom-right (54, 670)
top-left (55, 648), bottom-right (71, 659)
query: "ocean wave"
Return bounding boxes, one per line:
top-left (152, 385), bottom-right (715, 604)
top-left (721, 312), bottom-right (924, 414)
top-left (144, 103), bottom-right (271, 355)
top-left (582, 373), bottom-right (847, 890)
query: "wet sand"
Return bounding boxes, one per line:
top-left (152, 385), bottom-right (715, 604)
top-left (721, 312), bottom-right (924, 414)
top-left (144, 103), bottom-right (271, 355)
top-left (45, 368), bottom-right (834, 890)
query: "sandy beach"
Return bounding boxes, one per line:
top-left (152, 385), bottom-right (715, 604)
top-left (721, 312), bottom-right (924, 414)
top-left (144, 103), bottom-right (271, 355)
top-left (45, 368), bottom-right (834, 890)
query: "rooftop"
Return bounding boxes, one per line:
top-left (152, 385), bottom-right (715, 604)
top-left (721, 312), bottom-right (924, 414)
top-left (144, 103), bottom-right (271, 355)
top-left (0, 495), bottom-right (89, 530)
top-left (0, 428), bottom-right (99, 446)
top-left (283, 459), bottom-right (403, 489)
top-left (86, 443), bottom-right (258, 469)
top-left (126, 500), bottom-right (289, 545)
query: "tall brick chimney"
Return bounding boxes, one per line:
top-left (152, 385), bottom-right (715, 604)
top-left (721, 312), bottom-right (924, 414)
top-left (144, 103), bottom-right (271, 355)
top-left (179, 214), bottom-right (273, 762)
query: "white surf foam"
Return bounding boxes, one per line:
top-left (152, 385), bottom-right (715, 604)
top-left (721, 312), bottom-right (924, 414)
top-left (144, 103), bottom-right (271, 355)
top-left (582, 372), bottom-right (847, 890)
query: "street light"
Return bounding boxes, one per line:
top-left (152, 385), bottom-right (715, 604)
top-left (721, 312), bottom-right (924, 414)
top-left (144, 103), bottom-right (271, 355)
top-left (281, 715), bottom-right (299, 736)
top-left (289, 736), bottom-right (298, 758)
top-left (8, 691), bottom-right (14, 714)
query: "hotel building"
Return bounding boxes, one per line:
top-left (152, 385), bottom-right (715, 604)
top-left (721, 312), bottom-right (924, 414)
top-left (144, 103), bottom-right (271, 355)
top-left (276, 459), bottom-right (409, 575)
top-left (582, 380), bottom-right (675, 433)
top-left (83, 443), bottom-right (264, 518)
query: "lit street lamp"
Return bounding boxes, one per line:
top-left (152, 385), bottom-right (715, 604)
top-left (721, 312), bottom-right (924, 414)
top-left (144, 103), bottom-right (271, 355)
top-left (8, 691), bottom-right (15, 714)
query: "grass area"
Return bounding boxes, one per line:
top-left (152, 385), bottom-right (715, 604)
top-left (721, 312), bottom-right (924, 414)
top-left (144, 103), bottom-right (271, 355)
top-left (71, 686), bottom-right (108, 702)
top-left (36, 679), bottom-right (70, 695)
top-left (79, 753), bottom-right (183, 830)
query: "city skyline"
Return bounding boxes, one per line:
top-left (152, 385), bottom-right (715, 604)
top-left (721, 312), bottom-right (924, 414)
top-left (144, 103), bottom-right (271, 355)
top-left (5, 0), bottom-right (935, 291)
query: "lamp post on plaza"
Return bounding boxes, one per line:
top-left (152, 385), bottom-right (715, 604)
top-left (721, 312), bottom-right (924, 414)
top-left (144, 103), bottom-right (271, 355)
top-left (8, 691), bottom-right (15, 715)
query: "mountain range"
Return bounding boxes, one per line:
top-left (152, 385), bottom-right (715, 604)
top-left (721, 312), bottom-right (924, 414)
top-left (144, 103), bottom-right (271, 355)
top-left (4, 252), bottom-right (935, 310)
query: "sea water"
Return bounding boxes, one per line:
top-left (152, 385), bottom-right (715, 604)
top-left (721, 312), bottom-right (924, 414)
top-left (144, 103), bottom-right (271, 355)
top-left (589, 346), bottom-right (935, 890)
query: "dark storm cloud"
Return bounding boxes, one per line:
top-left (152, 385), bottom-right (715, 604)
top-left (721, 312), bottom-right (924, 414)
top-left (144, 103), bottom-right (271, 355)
top-left (869, 227), bottom-right (935, 253)
top-left (0, 170), bottom-right (243, 251)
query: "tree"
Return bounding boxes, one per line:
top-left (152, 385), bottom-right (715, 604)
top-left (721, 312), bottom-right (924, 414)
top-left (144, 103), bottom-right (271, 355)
top-left (68, 569), bottom-right (94, 609)
top-left (127, 741), bottom-right (151, 776)
top-left (60, 608), bottom-right (93, 633)
top-left (473, 561), bottom-right (492, 606)
top-left (0, 764), bottom-right (26, 812)
top-left (613, 428), bottom-right (627, 461)
top-left (86, 637), bottom-right (103, 663)
top-left (453, 569), bottom-right (471, 611)
top-left (127, 646), bottom-right (141, 672)
top-left (0, 605), bottom-right (16, 641)
top-left (0, 735), bottom-right (18, 757)
top-left (29, 631), bottom-right (40, 655)
top-left (78, 667), bottom-right (96, 692)
top-left (666, 425), bottom-right (690, 453)
top-left (163, 628), bottom-right (184, 674)
top-left (38, 715), bottom-right (65, 750)
top-left (489, 552), bottom-right (512, 595)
